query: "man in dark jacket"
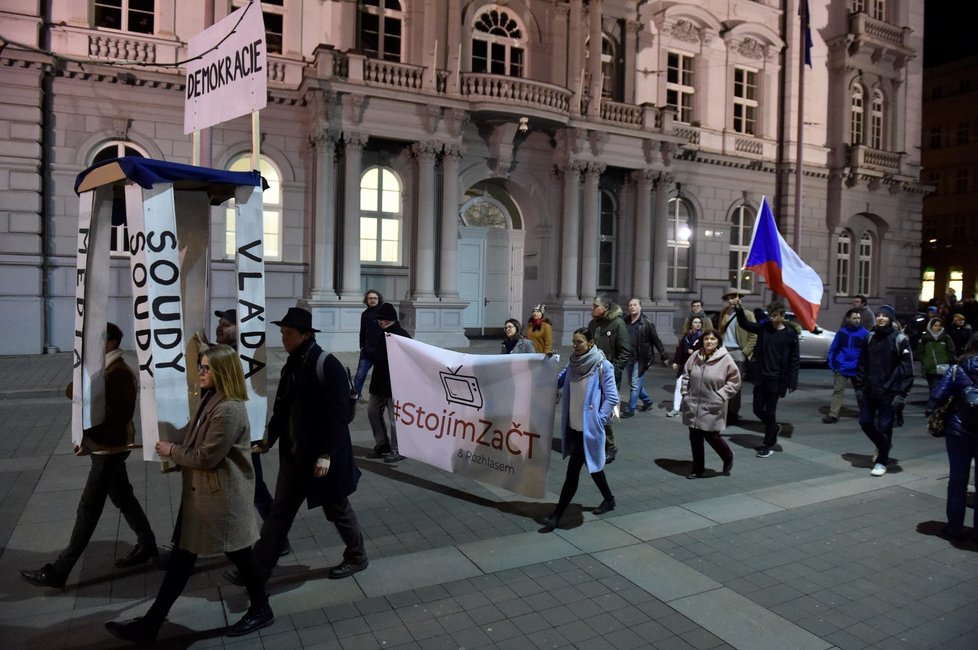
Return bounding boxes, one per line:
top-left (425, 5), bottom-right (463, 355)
top-left (367, 302), bottom-right (412, 463)
top-left (734, 300), bottom-right (800, 458)
top-left (823, 308), bottom-right (870, 423)
top-left (854, 304), bottom-right (915, 477)
top-left (622, 297), bottom-right (668, 417)
top-left (588, 295), bottom-right (631, 462)
top-left (354, 289), bottom-right (384, 398)
top-left (231, 307), bottom-right (367, 584)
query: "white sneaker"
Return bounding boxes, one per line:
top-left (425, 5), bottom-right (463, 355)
top-left (870, 463), bottom-right (887, 477)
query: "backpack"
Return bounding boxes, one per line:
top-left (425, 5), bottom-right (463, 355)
top-left (314, 350), bottom-right (357, 424)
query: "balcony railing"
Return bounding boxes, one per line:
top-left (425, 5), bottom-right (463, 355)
top-left (362, 57), bottom-right (426, 90)
top-left (849, 12), bottom-right (908, 49)
top-left (460, 73), bottom-right (572, 113)
top-left (849, 144), bottom-right (902, 172)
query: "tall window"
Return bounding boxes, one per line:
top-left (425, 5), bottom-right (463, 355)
top-left (359, 0), bottom-right (403, 62)
top-left (598, 191), bottom-right (617, 289)
top-left (360, 166), bottom-right (401, 264)
top-left (666, 52), bottom-right (695, 123)
top-left (667, 197), bottom-right (692, 290)
top-left (225, 155), bottom-right (282, 261)
top-left (957, 122), bottom-right (970, 145)
top-left (857, 232), bottom-right (872, 295)
top-left (728, 204), bottom-right (754, 291)
top-left (870, 89), bottom-right (884, 149)
top-left (91, 141), bottom-right (147, 255)
top-left (232, 0), bottom-right (283, 54)
top-left (733, 67), bottom-right (758, 135)
top-left (929, 126), bottom-right (942, 149)
top-left (920, 267), bottom-right (935, 303)
top-left (836, 230), bottom-right (852, 295)
top-left (852, 0), bottom-right (885, 21)
top-left (956, 169), bottom-right (969, 194)
top-left (94, 0), bottom-right (155, 33)
top-left (949, 269), bottom-right (964, 299)
top-left (850, 85), bottom-right (864, 145)
top-left (471, 7), bottom-right (524, 77)
top-left (585, 35), bottom-right (618, 99)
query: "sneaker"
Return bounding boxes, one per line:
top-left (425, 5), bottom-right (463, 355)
top-left (822, 415), bottom-right (839, 423)
top-left (870, 463), bottom-right (887, 477)
top-left (639, 401), bottom-right (654, 412)
top-left (620, 409), bottom-right (635, 419)
top-left (756, 447), bottom-right (773, 458)
top-left (666, 409), bottom-right (680, 418)
top-left (384, 452), bottom-right (406, 463)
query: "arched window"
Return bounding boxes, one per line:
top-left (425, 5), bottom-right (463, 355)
top-left (598, 190), bottom-right (617, 289)
top-left (359, 0), bottom-right (403, 62)
top-left (94, 0), bottom-right (154, 34)
top-left (360, 166), bottom-right (402, 264)
top-left (225, 155), bottom-right (282, 261)
top-left (836, 229), bottom-right (852, 295)
top-left (471, 6), bottom-right (525, 77)
top-left (870, 89), bottom-right (884, 149)
top-left (460, 197), bottom-right (509, 228)
top-left (91, 141), bottom-right (148, 255)
top-left (728, 203), bottom-right (755, 292)
top-left (850, 84), bottom-right (864, 145)
top-left (857, 231), bottom-right (873, 295)
top-left (667, 197), bottom-right (692, 290)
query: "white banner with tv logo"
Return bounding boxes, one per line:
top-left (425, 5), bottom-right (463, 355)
top-left (386, 335), bottom-right (560, 498)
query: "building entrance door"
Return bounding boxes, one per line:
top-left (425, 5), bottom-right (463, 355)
top-left (458, 227), bottom-right (524, 334)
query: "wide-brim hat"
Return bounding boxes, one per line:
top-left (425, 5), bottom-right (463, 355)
top-left (272, 307), bottom-right (320, 333)
top-left (721, 287), bottom-right (749, 300)
top-left (214, 309), bottom-right (236, 323)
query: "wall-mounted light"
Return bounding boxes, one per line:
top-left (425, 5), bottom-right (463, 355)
top-left (518, 116), bottom-right (529, 133)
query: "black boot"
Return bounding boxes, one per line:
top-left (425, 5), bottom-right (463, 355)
top-left (105, 616), bottom-right (164, 643)
top-left (226, 606), bottom-right (274, 637)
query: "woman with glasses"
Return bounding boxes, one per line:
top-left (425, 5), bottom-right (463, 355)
top-left (106, 344), bottom-right (271, 642)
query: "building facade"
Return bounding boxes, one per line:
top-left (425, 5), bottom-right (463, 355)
top-left (0, 0), bottom-right (927, 355)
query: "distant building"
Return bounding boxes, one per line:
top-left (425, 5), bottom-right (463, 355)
top-left (0, 1), bottom-right (927, 354)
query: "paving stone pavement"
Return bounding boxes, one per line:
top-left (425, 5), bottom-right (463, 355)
top-left (1, 342), bottom-right (977, 649)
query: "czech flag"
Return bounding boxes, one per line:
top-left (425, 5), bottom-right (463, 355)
top-left (744, 197), bottom-right (824, 331)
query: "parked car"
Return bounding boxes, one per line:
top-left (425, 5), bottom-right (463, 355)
top-left (702, 309), bottom-right (833, 366)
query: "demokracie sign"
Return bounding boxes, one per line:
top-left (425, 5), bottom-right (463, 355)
top-left (183, 2), bottom-right (267, 134)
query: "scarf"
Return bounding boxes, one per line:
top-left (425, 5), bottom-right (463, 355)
top-left (568, 344), bottom-right (605, 381)
top-left (529, 317), bottom-right (543, 332)
top-left (503, 338), bottom-right (518, 353)
top-left (104, 348), bottom-right (123, 368)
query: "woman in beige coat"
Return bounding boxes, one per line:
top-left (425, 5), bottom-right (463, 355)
top-left (681, 331), bottom-right (741, 478)
top-left (106, 345), bottom-right (272, 643)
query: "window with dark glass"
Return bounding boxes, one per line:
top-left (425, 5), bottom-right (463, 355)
top-left (232, 0), bottom-right (283, 54)
top-left (728, 204), bottom-right (754, 291)
top-left (733, 67), bottom-right (758, 135)
top-left (94, 0), bottom-right (155, 34)
top-left (666, 52), bottom-right (694, 123)
top-left (598, 191), bottom-right (617, 289)
top-left (360, 0), bottom-right (403, 62)
top-left (471, 7), bottom-right (524, 77)
top-left (92, 142), bottom-right (146, 254)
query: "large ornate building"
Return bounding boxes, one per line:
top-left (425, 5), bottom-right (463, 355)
top-left (0, 0), bottom-right (926, 355)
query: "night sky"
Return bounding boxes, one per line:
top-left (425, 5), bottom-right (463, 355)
top-left (924, 2), bottom-right (978, 68)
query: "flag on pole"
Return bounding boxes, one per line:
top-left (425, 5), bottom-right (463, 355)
top-left (800, 0), bottom-right (813, 68)
top-left (744, 197), bottom-right (823, 331)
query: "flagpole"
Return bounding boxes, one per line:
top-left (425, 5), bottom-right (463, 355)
top-left (793, 0), bottom-right (806, 252)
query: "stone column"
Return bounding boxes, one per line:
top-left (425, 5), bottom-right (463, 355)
top-left (631, 169), bottom-right (655, 302)
top-left (340, 132), bottom-right (367, 299)
top-left (568, 0), bottom-right (584, 113)
top-left (412, 140), bottom-right (439, 300)
top-left (558, 163), bottom-right (583, 300)
top-left (652, 172), bottom-right (674, 303)
top-left (439, 143), bottom-right (462, 299)
top-left (624, 21), bottom-right (641, 103)
top-left (586, 0), bottom-right (603, 117)
top-left (580, 162), bottom-right (604, 300)
top-left (310, 126), bottom-right (338, 300)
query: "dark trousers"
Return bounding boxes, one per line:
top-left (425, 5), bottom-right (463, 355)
top-left (752, 379), bottom-right (783, 448)
top-left (945, 434), bottom-right (978, 534)
top-left (727, 352), bottom-right (748, 423)
top-left (254, 453), bottom-right (366, 575)
top-left (688, 428), bottom-right (734, 474)
top-left (251, 452), bottom-right (274, 520)
top-left (146, 546), bottom-right (267, 623)
top-left (53, 451), bottom-right (155, 577)
top-left (555, 428), bottom-right (613, 519)
top-left (858, 394), bottom-right (896, 465)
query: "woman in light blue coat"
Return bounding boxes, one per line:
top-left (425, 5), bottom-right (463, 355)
top-left (543, 327), bottom-right (618, 529)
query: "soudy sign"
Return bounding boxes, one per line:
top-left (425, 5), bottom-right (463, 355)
top-left (386, 336), bottom-right (561, 498)
top-left (73, 157), bottom-right (268, 461)
top-left (183, 1), bottom-right (267, 135)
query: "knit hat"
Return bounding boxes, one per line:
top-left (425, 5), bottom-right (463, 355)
top-left (532, 304), bottom-right (546, 315)
top-left (377, 303), bottom-right (398, 321)
top-left (877, 304), bottom-right (896, 321)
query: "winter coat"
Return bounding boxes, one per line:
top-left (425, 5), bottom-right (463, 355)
top-left (827, 324), bottom-right (870, 377)
top-left (526, 319), bottom-right (553, 353)
top-left (679, 310), bottom-right (714, 335)
top-left (928, 355), bottom-right (978, 437)
top-left (626, 312), bottom-right (667, 372)
top-left (735, 307), bottom-right (800, 396)
top-left (840, 306), bottom-right (876, 331)
top-left (501, 337), bottom-right (536, 354)
top-left (170, 392), bottom-right (259, 555)
top-left (917, 323), bottom-right (956, 376)
top-left (359, 303), bottom-right (384, 359)
top-left (680, 346), bottom-right (741, 433)
top-left (855, 324), bottom-right (915, 399)
top-left (716, 306), bottom-right (757, 358)
top-left (370, 323), bottom-right (412, 398)
top-left (588, 303), bottom-right (631, 381)
top-left (673, 330), bottom-right (704, 378)
top-left (948, 322), bottom-right (974, 356)
top-left (267, 339), bottom-right (362, 508)
top-left (557, 359), bottom-right (619, 473)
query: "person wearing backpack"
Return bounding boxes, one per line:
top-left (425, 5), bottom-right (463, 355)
top-left (926, 333), bottom-right (978, 541)
top-left (854, 305), bottom-right (915, 477)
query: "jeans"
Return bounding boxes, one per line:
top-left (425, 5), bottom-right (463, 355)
top-left (624, 360), bottom-right (651, 413)
top-left (353, 356), bottom-right (373, 397)
top-left (554, 428), bottom-right (613, 519)
top-left (752, 379), bottom-right (782, 448)
top-left (945, 433), bottom-right (978, 534)
top-left (858, 394), bottom-right (896, 465)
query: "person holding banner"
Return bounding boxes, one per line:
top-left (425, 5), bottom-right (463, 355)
top-left (20, 323), bottom-right (158, 589)
top-left (501, 318), bottom-right (536, 354)
top-left (526, 305), bottom-right (553, 354)
top-left (354, 290), bottom-right (385, 399)
top-left (367, 302), bottom-right (412, 463)
top-left (106, 344), bottom-right (272, 642)
top-left (543, 328), bottom-right (618, 530)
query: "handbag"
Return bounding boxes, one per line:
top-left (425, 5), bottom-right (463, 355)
top-left (927, 366), bottom-right (957, 437)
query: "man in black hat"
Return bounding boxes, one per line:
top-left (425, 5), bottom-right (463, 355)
top-left (228, 307), bottom-right (367, 584)
top-left (716, 288), bottom-right (757, 425)
top-left (367, 302), bottom-right (412, 463)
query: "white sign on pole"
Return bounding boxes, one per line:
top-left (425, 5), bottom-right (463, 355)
top-left (184, 2), bottom-right (267, 134)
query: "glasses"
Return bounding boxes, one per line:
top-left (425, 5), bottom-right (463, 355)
top-left (197, 364), bottom-right (211, 374)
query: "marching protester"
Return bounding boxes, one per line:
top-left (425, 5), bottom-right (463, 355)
top-left (526, 304), bottom-right (553, 354)
top-left (621, 297), bottom-right (668, 418)
top-left (948, 313), bottom-right (974, 357)
top-left (367, 302), bottom-right (412, 463)
top-left (681, 330), bottom-right (739, 478)
top-left (823, 309), bottom-right (870, 423)
top-left (21, 323), bottom-right (158, 589)
top-left (679, 298), bottom-right (714, 335)
top-left (917, 317), bottom-right (956, 391)
top-left (587, 295), bottom-right (630, 462)
top-left (670, 315), bottom-right (705, 417)
top-left (354, 289), bottom-right (384, 399)
top-left (106, 344), bottom-right (270, 641)
top-left (543, 328), bottom-right (618, 529)
top-left (501, 318), bottom-right (536, 354)
top-left (716, 288), bottom-right (757, 425)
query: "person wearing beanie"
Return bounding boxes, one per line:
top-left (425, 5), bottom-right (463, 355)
top-left (854, 304), bottom-right (914, 477)
top-left (501, 318), bottom-right (536, 354)
top-left (526, 304), bottom-right (553, 353)
top-left (367, 303), bottom-right (411, 462)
